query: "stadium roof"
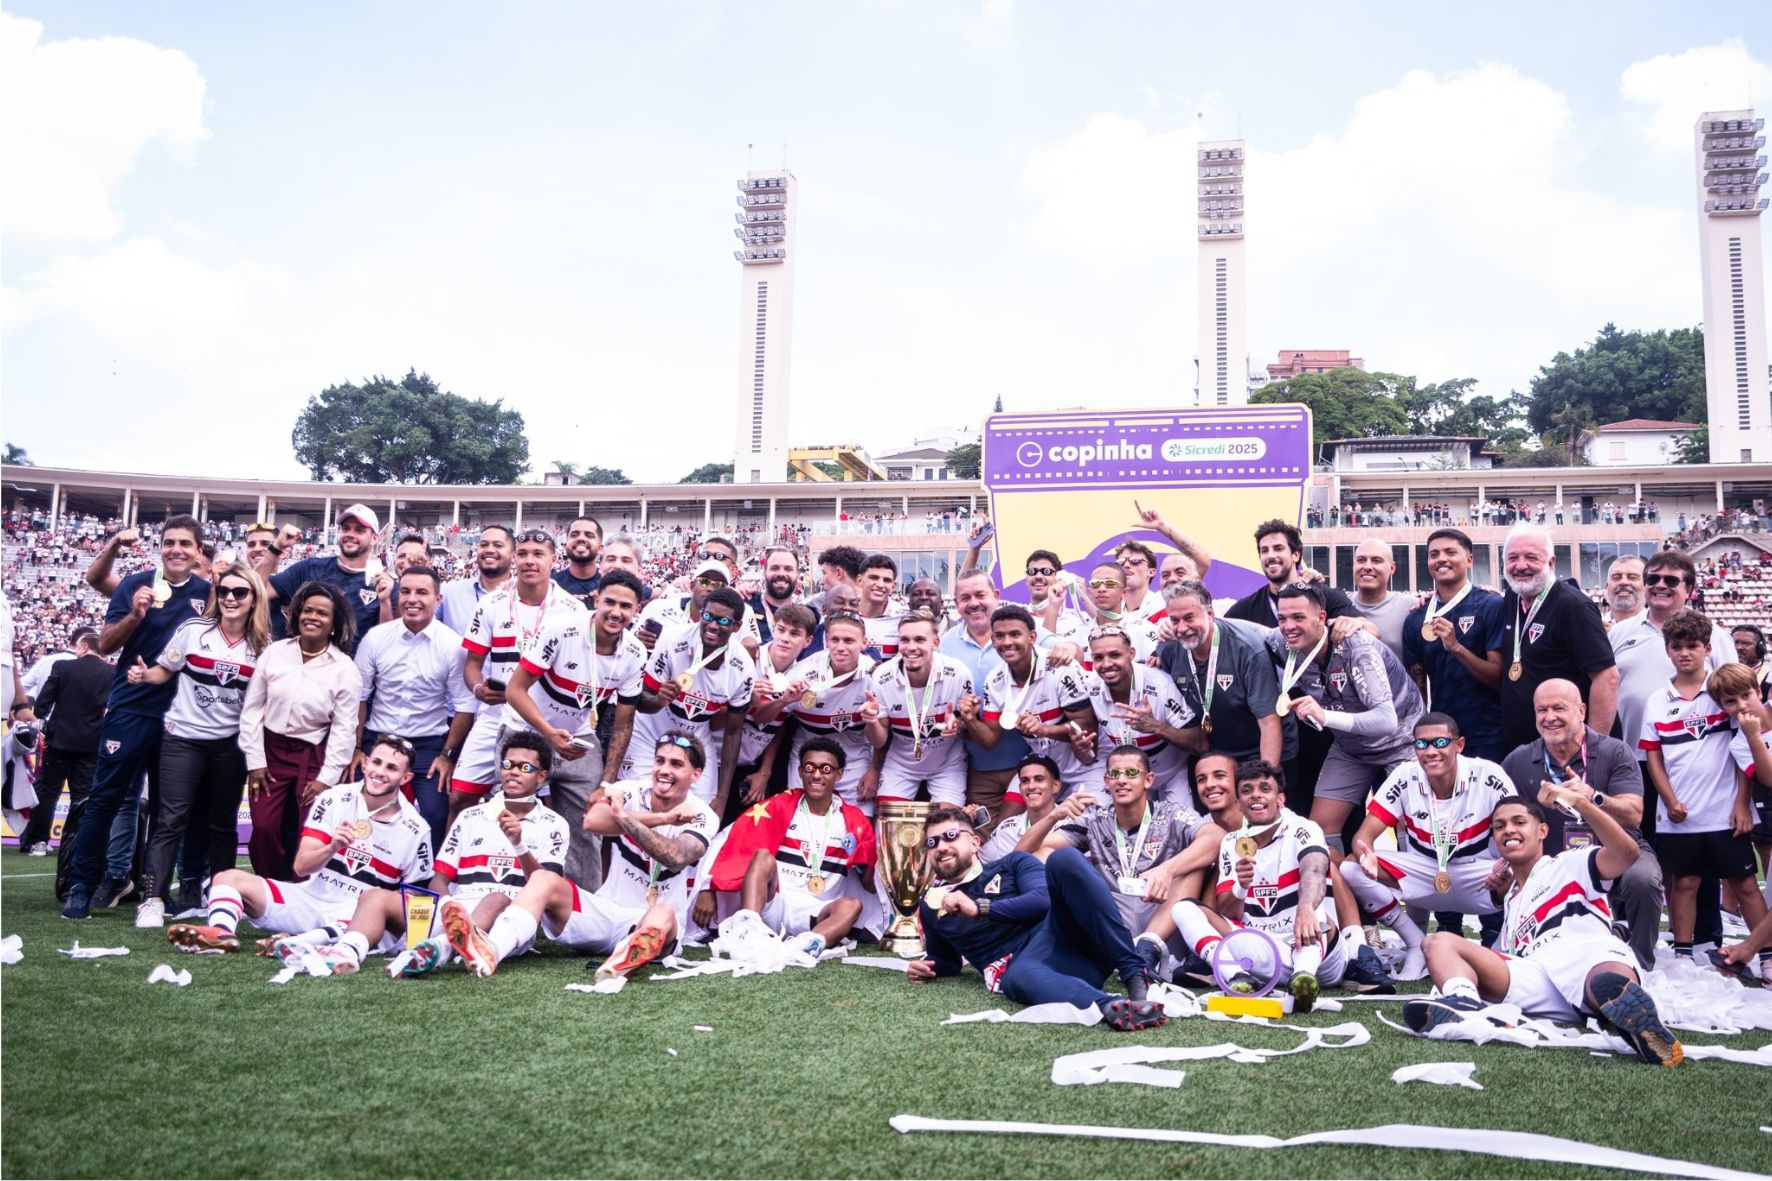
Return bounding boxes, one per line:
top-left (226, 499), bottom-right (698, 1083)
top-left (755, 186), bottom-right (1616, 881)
top-left (1593, 418), bottom-right (1702, 432)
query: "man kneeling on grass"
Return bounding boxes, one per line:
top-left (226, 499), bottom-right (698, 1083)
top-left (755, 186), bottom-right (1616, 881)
top-left (907, 803), bottom-right (1167, 1032)
top-left (444, 731), bottom-right (718, 979)
top-left (166, 736), bottom-right (433, 953)
top-left (1403, 791), bottom-right (1682, 1066)
top-left (270, 730), bottom-right (571, 976)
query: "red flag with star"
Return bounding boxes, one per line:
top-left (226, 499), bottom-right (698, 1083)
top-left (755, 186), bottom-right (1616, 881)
top-left (707, 792), bottom-right (799, 891)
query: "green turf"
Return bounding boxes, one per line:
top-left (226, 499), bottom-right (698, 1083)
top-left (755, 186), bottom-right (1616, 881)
top-left (2, 867), bottom-right (1766, 1180)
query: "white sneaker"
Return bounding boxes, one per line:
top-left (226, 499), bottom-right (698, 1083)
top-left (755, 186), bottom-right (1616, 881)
top-left (788, 931), bottom-right (827, 960)
top-left (134, 897), bottom-right (166, 928)
top-left (25, 843), bottom-right (47, 857)
top-left (1761, 957), bottom-right (1772, 989)
top-left (1397, 947), bottom-right (1429, 981)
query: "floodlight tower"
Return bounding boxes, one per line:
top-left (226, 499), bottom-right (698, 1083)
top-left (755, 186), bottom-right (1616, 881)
top-left (732, 170), bottom-right (798, 484)
top-left (1695, 110), bottom-right (1771, 462)
top-left (1195, 139), bottom-right (1249, 407)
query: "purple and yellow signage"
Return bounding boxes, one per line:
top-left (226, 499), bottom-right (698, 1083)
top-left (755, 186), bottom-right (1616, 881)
top-left (981, 404), bottom-right (1313, 603)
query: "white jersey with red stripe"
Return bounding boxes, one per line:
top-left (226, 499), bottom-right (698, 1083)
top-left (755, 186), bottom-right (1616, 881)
top-left (433, 794), bottom-right (569, 898)
top-left (980, 651), bottom-right (1098, 789)
top-left (869, 653), bottom-right (972, 786)
top-left (784, 652), bottom-right (878, 803)
top-left (636, 592), bottom-right (762, 647)
top-left (298, 783), bottom-right (434, 911)
top-left (508, 615), bottom-right (646, 740)
top-left (861, 610), bottom-right (904, 661)
top-left (1080, 664), bottom-right (1196, 800)
top-left (462, 582), bottom-right (586, 738)
top-left (1501, 846), bottom-right (1620, 958)
top-left (1213, 808), bottom-right (1328, 938)
top-left (1638, 683), bottom-right (1738, 833)
top-left (737, 655), bottom-right (799, 765)
top-left (157, 618), bottom-right (258, 741)
top-left (598, 779), bottom-right (718, 916)
top-left (626, 624), bottom-right (756, 799)
top-left (1366, 755), bottom-right (1516, 864)
top-left (1123, 586), bottom-right (1167, 626)
top-left (768, 789), bottom-right (878, 900)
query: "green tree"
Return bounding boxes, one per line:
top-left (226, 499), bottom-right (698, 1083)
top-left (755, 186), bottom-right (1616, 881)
top-left (991, 394), bottom-right (1004, 413)
top-left (3, 443), bottom-right (32, 466)
top-left (1546, 402), bottom-right (1599, 467)
top-left (679, 462), bottom-right (734, 484)
top-left (946, 442), bottom-right (981, 479)
top-left (578, 466), bottom-right (633, 485)
top-left (1673, 425), bottom-right (1709, 465)
top-left (1251, 368), bottom-right (1412, 449)
top-left (291, 370), bottom-right (529, 484)
top-left (1525, 324), bottom-right (1706, 436)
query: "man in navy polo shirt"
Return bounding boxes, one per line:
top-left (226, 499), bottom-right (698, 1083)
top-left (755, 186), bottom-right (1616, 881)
top-left (63, 515), bottom-right (211, 919)
top-left (1402, 528), bottom-right (1506, 760)
top-left (552, 516), bottom-right (603, 610)
top-left (270, 503), bottom-right (389, 653)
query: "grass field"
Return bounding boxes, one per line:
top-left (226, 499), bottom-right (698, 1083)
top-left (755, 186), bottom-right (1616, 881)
top-left (2, 866), bottom-right (1767, 1180)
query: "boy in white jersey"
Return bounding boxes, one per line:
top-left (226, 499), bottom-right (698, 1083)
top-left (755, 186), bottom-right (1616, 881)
top-left (505, 569), bottom-right (648, 885)
top-left (960, 605), bottom-right (1101, 806)
top-left (1711, 663), bottom-right (1772, 982)
top-left (623, 587), bottom-right (755, 816)
top-left (450, 532), bottom-right (586, 815)
top-left (867, 610), bottom-right (971, 807)
top-left (751, 612), bottom-right (879, 812)
top-left (733, 603), bottom-right (816, 813)
top-left (980, 755), bottom-right (1088, 861)
top-left (691, 737), bottom-right (877, 957)
top-left (286, 731), bottom-right (570, 975)
top-left (856, 554), bottom-right (905, 661)
top-left (1403, 792), bottom-right (1682, 1066)
top-left (1081, 561), bottom-right (1158, 661)
top-left (1082, 627), bottom-right (1199, 803)
top-left (167, 738), bottom-right (433, 953)
top-left (447, 732), bottom-right (718, 979)
top-left (1342, 713), bottom-right (1516, 980)
top-left (1169, 760), bottom-right (1346, 1012)
top-left (1641, 613), bottom-right (1770, 963)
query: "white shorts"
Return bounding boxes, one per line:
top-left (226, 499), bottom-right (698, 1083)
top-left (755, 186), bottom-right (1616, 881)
top-left (1237, 900), bottom-right (1348, 986)
top-left (876, 760), bottom-right (967, 807)
top-left (1498, 930), bottom-right (1636, 1021)
top-left (1375, 850), bottom-right (1503, 914)
top-left (761, 887), bottom-right (830, 937)
top-left (254, 880), bottom-right (400, 953)
top-left (450, 716), bottom-right (504, 796)
top-left (541, 882), bottom-right (644, 954)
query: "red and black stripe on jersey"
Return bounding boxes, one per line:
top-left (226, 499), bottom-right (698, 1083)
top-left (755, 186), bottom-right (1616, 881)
top-left (1396, 813), bottom-right (1492, 861)
top-left (463, 633), bottom-right (522, 675)
top-left (181, 651), bottom-right (255, 689)
top-left (1237, 866), bottom-right (1300, 921)
top-left (612, 831), bottom-right (697, 885)
top-left (534, 666), bottom-right (634, 712)
top-left (1644, 709), bottom-right (1732, 749)
top-left (299, 830), bottom-right (407, 891)
top-left (1510, 876), bottom-right (1614, 952)
top-left (793, 708), bottom-right (870, 739)
top-left (437, 850), bottom-right (535, 890)
top-left (774, 837), bottom-right (851, 877)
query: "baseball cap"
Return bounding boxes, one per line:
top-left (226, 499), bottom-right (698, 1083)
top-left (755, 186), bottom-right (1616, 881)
top-left (693, 558), bottom-right (730, 582)
top-left (338, 503), bottom-right (381, 533)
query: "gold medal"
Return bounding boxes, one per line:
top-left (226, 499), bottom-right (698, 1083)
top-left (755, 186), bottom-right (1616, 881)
top-left (1433, 870), bottom-right (1452, 894)
top-left (1421, 621), bottom-right (1437, 642)
top-left (1201, 714), bottom-right (1213, 735)
top-left (800, 689), bottom-right (819, 708)
top-left (674, 672), bottom-right (695, 693)
top-left (806, 873), bottom-right (826, 895)
top-left (587, 707), bottom-right (599, 730)
top-left (913, 740), bottom-right (925, 762)
top-left (1507, 661), bottom-right (1522, 682)
top-left (770, 673), bottom-right (789, 694)
top-left (646, 884), bottom-right (660, 906)
top-left (1235, 835), bottom-right (1259, 860)
top-left (1275, 693), bottom-right (1292, 716)
top-left (352, 819), bottom-right (371, 840)
top-left (999, 709), bottom-right (1020, 731)
top-left (152, 581), bottom-right (171, 607)
top-left (925, 886), bottom-right (949, 909)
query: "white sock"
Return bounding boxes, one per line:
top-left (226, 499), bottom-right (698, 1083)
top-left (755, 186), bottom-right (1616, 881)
top-left (1340, 924), bottom-right (1367, 949)
top-left (339, 932), bottom-right (370, 963)
top-left (487, 908), bottom-right (537, 964)
top-left (1294, 944), bottom-right (1323, 977)
top-left (1170, 900), bottom-right (1222, 958)
top-left (1442, 974), bottom-right (1480, 1001)
top-left (207, 885), bottom-right (243, 934)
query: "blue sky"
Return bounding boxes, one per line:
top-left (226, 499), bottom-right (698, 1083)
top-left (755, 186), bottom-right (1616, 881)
top-left (2, 3), bottom-right (1767, 482)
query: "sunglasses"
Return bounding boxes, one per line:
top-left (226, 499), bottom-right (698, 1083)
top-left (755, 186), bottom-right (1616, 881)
top-left (516, 530), bottom-right (555, 546)
top-left (800, 762), bottom-right (839, 777)
top-left (695, 577), bottom-right (728, 590)
top-left (1104, 767), bottom-right (1145, 780)
top-left (700, 609), bottom-right (738, 628)
top-left (1025, 565), bottom-right (1058, 578)
top-left (1412, 736), bottom-right (1455, 750)
top-left (1118, 556), bottom-right (1150, 567)
top-left (500, 758), bottom-right (540, 774)
top-left (1643, 573), bottom-right (1686, 587)
top-left (824, 610), bottom-right (864, 625)
top-left (1088, 578), bottom-right (1122, 589)
top-left (216, 585), bottom-right (254, 601)
top-left (924, 826), bottom-right (971, 849)
top-left (1089, 625), bottom-right (1129, 642)
top-left (660, 735), bottom-right (696, 751)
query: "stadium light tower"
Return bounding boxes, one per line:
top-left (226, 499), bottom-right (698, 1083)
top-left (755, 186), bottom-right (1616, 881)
top-left (1195, 138), bottom-right (1250, 407)
top-left (732, 169), bottom-right (798, 484)
top-left (1695, 110), bottom-right (1771, 462)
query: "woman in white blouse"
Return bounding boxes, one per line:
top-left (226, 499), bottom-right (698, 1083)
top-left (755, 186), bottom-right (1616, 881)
top-left (238, 582), bottom-right (362, 879)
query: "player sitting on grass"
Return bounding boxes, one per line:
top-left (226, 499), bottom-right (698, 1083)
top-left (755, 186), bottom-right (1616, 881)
top-left (166, 736), bottom-right (433, 953)
top-left (443, 731), bottom-right (717, 979)
top-left (1403, 791), bottom-right (1683, 1066)
top-left (277, 730), bottom-right (570, 976)
top-left (908, 803), bottom-right (1168, 1032)
top-left (1169, 760), bottom-right (1347, 1012)
top-left (690, 737), bottom-right (877, 957)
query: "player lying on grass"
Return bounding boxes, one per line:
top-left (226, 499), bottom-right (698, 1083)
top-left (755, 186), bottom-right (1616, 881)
top-left (689, 736), bottom-right (877, 957)
top-left (442, 730), bottom-right (717, 979)
top-left (907, 803), bottom-right (1168, 1032)
top-left (1169, 759), bottom-right (1349, 1012)
top-left (165, 736), bottom-right (433, 953)
top-left (1402, 791), bottom-right (1683, 1066)
top-left (267, 730), bottom-right (570, 976)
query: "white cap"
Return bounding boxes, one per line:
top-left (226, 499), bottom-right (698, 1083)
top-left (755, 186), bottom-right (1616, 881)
top-left (338, 503), bottom-right (380, 533)
top-left (692, 558), bottom-right (730, 582)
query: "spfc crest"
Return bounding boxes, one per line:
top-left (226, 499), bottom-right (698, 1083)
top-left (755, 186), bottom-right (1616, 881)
top-left (1216, 675), bottom-right (1234, 691)
top-left (213, 662), bottom-right (242, 687)
top-left (1457, 615), bottom-right (1475, 634)
top-left (1329, 671), bottom-right (1348, 693)
top-left (1528, 623), bottom-right (1545, 644)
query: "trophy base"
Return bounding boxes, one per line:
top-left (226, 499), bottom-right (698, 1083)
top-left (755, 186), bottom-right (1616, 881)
top-left (880, 917), bottom-right (925, 959)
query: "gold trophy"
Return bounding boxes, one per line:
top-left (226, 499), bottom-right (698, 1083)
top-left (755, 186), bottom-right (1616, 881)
top-left (875, 800), bottom-right (934, 957)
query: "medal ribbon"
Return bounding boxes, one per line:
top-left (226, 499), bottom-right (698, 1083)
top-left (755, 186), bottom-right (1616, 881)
top-left (809, 654), bottom-right (860, 697)
top-left (906, 666), bottom-right (936, 742)
top-left (1511, 583), bottom-right (1552, 668)
top-left (684, 633), bottom-right (738, 681)
top-left (1424, 759), bottom-right (1467, 874)
top-left (1278, 628), bottom-right (1329, 701)
top-left (1186, 624), bottom-right (1222, 719)
top-left (799, 796), bottom-right (843, 879)
top-left (1113, 804), bottom-right (1154, 878)
top-left (1423, 582), bottom-right (1474, 637)
top-left (1002, 649), bottom-right (1044, 720)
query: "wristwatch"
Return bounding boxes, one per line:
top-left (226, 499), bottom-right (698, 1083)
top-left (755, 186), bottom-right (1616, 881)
top-left (441, 746), bottom-right (461, 761)
top-left (976, 897), bottom-right (991, 920)
top-left (1590, 792), bottom-right (1607, 810)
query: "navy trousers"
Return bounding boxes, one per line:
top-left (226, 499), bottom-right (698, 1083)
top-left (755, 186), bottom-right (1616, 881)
top-left (999, 848), bottom-right (1144, 1009)
top-left (67, 711), bottom-right (161, 892)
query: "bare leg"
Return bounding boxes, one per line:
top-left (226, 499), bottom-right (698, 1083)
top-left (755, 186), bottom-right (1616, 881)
top-left (1667, 875), bottom-right (1699, 943)
top-left (1421, 930), bottom-right (1510, 1002)
top-left (739, 848), bottom-right (777, 915)
top-left (812, 897), bottom-right (863, 943)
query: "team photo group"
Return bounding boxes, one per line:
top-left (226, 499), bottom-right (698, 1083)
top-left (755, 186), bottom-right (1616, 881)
top-left (12, 496), bottom-right (1772, 1070)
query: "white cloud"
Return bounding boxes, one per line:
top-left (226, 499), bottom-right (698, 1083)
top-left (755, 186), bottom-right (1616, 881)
top-left (0, 13), bottom-right (209, 242)
top-left (1021, 63), bottom-right (1698, 403)
top-left (967, 0), bottom-right (1014, 48)
top-left (1620, 39), bottom-right (1772, 153)
top-left (2, 237), bottom-right (255, 348)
